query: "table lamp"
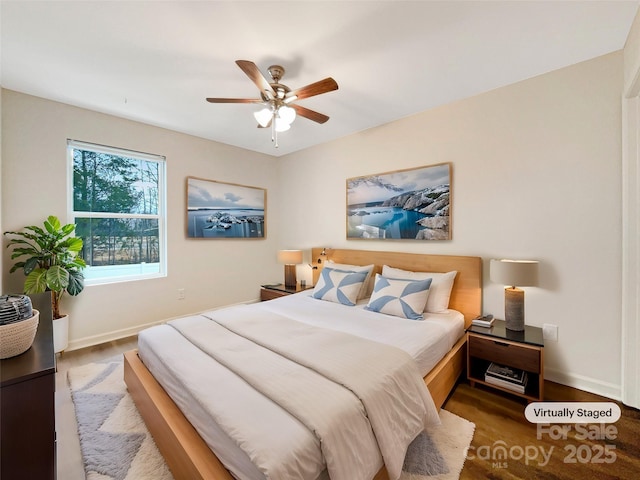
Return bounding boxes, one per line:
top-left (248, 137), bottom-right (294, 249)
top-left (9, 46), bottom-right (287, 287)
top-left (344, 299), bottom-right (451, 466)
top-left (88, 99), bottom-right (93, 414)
top-left (490, 259), bottom-right (539, 331)
top-left (277, 250), bottom-right (303, 288)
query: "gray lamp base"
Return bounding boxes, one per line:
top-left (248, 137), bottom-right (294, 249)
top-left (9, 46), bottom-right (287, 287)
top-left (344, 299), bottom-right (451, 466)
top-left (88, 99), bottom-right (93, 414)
top-left (504, 287), bottom-right (525, 331)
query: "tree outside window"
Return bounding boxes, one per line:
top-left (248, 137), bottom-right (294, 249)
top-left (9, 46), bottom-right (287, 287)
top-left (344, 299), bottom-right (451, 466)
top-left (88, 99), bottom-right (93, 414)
top-left (68, 140), bottom-right (166, 284)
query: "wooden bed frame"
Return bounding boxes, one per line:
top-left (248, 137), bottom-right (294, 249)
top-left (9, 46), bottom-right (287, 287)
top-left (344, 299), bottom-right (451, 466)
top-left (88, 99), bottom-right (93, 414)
top-left (124, 248), bottom-right (482, 480)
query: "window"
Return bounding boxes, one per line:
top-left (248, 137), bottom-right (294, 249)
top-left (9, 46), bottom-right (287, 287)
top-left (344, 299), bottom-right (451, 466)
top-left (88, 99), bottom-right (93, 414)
top-left (68, 140), bottom-right (166, 285)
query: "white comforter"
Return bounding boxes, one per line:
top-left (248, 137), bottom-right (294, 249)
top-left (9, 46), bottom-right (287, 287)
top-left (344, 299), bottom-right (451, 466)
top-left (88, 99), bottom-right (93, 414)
top-left (138, 293), bottom-right (461, 480)
top-left (260, 292), bottom-right (464, 376)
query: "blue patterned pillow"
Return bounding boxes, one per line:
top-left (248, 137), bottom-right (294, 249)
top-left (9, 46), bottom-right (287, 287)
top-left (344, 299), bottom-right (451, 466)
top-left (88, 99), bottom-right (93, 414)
top-left (365, 274), bottom-right (432, 320)
top-left (312, 267), bottom-right (368, 306)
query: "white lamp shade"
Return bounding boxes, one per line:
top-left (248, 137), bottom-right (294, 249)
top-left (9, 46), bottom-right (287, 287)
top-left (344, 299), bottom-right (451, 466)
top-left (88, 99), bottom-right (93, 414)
top-left (278, 105), bottom-right (296, 124)
top-left (490, 259), bottom-right (539, 287)
top-left (274, 118), bottom-right (291, 132)
top-left (254, 107), bottom-right (273, 127)
top-left (277, 250), bottom-right (303, 265)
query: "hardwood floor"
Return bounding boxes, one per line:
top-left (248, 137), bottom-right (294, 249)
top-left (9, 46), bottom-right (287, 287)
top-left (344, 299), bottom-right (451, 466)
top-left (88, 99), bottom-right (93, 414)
top-left (56, 338), bottom-right (640, 480)
top-left (445, 381), bottom-right (640, 479)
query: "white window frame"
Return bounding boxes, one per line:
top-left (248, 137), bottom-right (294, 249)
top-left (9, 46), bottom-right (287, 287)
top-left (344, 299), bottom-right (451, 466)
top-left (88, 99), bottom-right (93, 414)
top-left (67, 139), bottom-right (167, 285)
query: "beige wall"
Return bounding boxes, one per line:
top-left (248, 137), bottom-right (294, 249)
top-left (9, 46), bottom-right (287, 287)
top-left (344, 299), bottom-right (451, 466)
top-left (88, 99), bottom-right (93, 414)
top-left (0, 82), bottom-right (3, 295)
top-left (625, 8), bottom-right (640, 95)
top-left (1, 90), bottom-right (282, 349)
top-left (0, 3), bottom-right (3, 294)
top-left (278, 52), bottom-right (624, 399)
top-left (0, 51), bottom-right (625, 398)
top-left (621, 8), bottom-right (640, 409)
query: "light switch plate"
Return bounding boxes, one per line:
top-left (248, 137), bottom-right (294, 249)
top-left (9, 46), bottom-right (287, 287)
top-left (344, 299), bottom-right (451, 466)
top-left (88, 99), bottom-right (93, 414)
top-left (543, 323), bottom-right (558, 341)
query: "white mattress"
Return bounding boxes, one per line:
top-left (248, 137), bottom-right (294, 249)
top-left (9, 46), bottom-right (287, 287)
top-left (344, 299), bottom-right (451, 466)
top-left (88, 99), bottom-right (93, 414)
top-left (137, 292), bottom-right (464, 480)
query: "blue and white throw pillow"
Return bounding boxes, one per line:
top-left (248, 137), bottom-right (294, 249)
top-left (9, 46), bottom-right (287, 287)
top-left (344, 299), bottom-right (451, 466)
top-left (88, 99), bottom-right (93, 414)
top-left (365, 274), bottom-right (432, 320)
top-left (382, 265), bottom-right (456, 313)
top-left (312, 267), bottom-right (368, 306)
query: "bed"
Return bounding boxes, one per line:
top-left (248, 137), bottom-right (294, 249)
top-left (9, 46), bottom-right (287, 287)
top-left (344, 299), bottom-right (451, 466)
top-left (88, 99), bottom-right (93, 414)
top-left (124, 248), bottom-right (482, 480)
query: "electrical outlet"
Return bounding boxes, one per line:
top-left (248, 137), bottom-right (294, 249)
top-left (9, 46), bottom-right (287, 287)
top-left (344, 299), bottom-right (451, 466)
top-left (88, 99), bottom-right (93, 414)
top-left (543, 323), bottom-right (558, 341)
top-left (177, 288), bottom-right (186, 300)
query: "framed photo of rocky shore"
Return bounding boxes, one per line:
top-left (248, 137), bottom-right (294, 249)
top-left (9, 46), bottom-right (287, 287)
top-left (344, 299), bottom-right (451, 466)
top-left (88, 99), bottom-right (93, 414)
top-left (346, 163), bottom-right (451, 240)
top-left (186, 176), bottom-right (266, 238)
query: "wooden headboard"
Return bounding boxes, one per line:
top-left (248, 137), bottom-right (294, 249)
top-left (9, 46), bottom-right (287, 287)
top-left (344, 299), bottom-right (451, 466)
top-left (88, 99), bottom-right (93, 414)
top-left (311, 248), bottom-right (482, 327)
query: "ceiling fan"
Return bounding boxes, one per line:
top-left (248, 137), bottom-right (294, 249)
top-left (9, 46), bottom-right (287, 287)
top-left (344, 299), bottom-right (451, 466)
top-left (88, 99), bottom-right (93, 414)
top-left (206, 60), bottom-right (338, 147)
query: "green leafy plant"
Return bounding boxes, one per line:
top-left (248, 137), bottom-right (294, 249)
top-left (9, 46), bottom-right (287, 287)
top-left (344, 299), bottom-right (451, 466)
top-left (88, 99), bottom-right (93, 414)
top-left (4, 215), bottom-right (86, 319)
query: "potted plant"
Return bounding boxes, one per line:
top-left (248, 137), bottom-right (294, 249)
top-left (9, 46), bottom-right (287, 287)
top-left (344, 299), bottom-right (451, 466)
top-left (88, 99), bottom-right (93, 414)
top-left (4, 215), bottom-right (86, 353)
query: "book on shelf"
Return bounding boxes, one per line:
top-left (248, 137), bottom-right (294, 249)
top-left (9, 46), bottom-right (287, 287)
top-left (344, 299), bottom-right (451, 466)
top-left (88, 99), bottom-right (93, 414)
top-left (485, 362), bottom-right (527, 385)
top-left (484, 374), bottom-right (528, 394)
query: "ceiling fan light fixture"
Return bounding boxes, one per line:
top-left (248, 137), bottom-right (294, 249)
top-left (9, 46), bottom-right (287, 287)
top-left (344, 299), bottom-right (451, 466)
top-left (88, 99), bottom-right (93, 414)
top-left (254, 107), bottom-right (273, 127)
top-left (274, 117), bottom-right (291, 132)
top-left (278, 105), bottom-right (296, 125)
top-left (207, 60), bottom-right (338, 148)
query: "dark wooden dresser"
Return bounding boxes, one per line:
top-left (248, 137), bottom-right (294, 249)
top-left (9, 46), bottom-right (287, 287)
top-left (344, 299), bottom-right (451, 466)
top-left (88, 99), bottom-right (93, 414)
top-left (1, 304), bottom-right (56, 480)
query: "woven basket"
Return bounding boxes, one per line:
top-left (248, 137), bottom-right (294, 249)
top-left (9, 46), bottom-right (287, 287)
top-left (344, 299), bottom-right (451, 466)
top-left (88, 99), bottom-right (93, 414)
top-left (0, 310), bottom-right (39, 359)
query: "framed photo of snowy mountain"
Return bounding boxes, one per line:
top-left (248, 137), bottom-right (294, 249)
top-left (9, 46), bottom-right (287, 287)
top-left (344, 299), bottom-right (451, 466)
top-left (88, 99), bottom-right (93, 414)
top-left (186, 176), bottom-right (266, 238)
top-left (346, 163), bottom-right (451, 240)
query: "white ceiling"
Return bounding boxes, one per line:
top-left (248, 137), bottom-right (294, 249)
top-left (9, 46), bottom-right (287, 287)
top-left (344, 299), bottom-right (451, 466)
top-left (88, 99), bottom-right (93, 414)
top-left (1, 1), bottom-right (638, 157)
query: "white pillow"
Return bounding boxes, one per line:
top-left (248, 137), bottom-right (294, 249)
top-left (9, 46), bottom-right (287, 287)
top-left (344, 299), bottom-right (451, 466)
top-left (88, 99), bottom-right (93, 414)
top-left (381, 266), bottom-right (457, 313)
top-left (324, 260), bottom-right (375, 300)
top-left (312, 267), bottom-right (368, 306)
top-left (365, 274), bottom-right (432, 320)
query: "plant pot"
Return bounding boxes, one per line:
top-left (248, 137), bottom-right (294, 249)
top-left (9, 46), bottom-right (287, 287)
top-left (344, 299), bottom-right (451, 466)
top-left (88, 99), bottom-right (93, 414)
top-left (0, 310), bottom-right (40, 359)
top-left (53, 314), bottom-right (69, 354)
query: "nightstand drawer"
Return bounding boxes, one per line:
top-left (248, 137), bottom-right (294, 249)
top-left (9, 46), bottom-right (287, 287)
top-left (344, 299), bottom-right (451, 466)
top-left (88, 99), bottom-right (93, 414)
top-left (468, 335), bottom-right (541, 373)
top-left (260, 284), bottom-right (314, 301)
top-left (260, 288), bottom-right (287, 301)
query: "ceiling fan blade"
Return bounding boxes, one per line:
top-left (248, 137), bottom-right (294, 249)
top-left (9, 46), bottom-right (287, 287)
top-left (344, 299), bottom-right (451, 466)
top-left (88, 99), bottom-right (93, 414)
top-left (291, 104), bottom-right (330, 124)
top-left (236, 60), bottom-right (276, 97)
top-left (289, 77), bottom-right (338, 101)
top-left (206, 97), bottom-right (263, 104)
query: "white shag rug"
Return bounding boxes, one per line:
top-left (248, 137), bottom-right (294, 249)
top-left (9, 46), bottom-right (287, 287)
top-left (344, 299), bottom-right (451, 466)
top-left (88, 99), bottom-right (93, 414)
top-left (68, 356), bottom-right (474, 480)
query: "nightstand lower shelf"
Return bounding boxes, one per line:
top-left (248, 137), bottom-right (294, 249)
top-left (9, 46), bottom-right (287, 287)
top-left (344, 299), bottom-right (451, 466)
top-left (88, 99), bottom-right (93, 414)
top-left (468, 357), bottom-right (542, 402)
top-left (466, 321), bottom-right (545, 402)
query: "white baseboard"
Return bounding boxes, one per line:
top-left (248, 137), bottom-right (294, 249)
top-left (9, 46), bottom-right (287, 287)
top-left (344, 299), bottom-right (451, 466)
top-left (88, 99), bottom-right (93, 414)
top-left (545, 367), bottom-right (622, 402)
top-left (66, 318), bottom-right (165, 352)
top-left (65, 299), bottom-right (259, 352)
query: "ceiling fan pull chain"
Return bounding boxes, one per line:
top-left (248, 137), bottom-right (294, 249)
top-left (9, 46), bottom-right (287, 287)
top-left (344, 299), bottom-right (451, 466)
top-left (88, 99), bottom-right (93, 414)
top-left (271, 112), bottom-right (279, 148)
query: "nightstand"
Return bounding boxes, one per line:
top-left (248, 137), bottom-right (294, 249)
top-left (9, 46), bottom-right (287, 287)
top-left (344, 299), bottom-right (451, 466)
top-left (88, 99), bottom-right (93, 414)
top-left (260, 283), bottom-right (313, 301)
top-left (467, 320), bottom-right (544, 401)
